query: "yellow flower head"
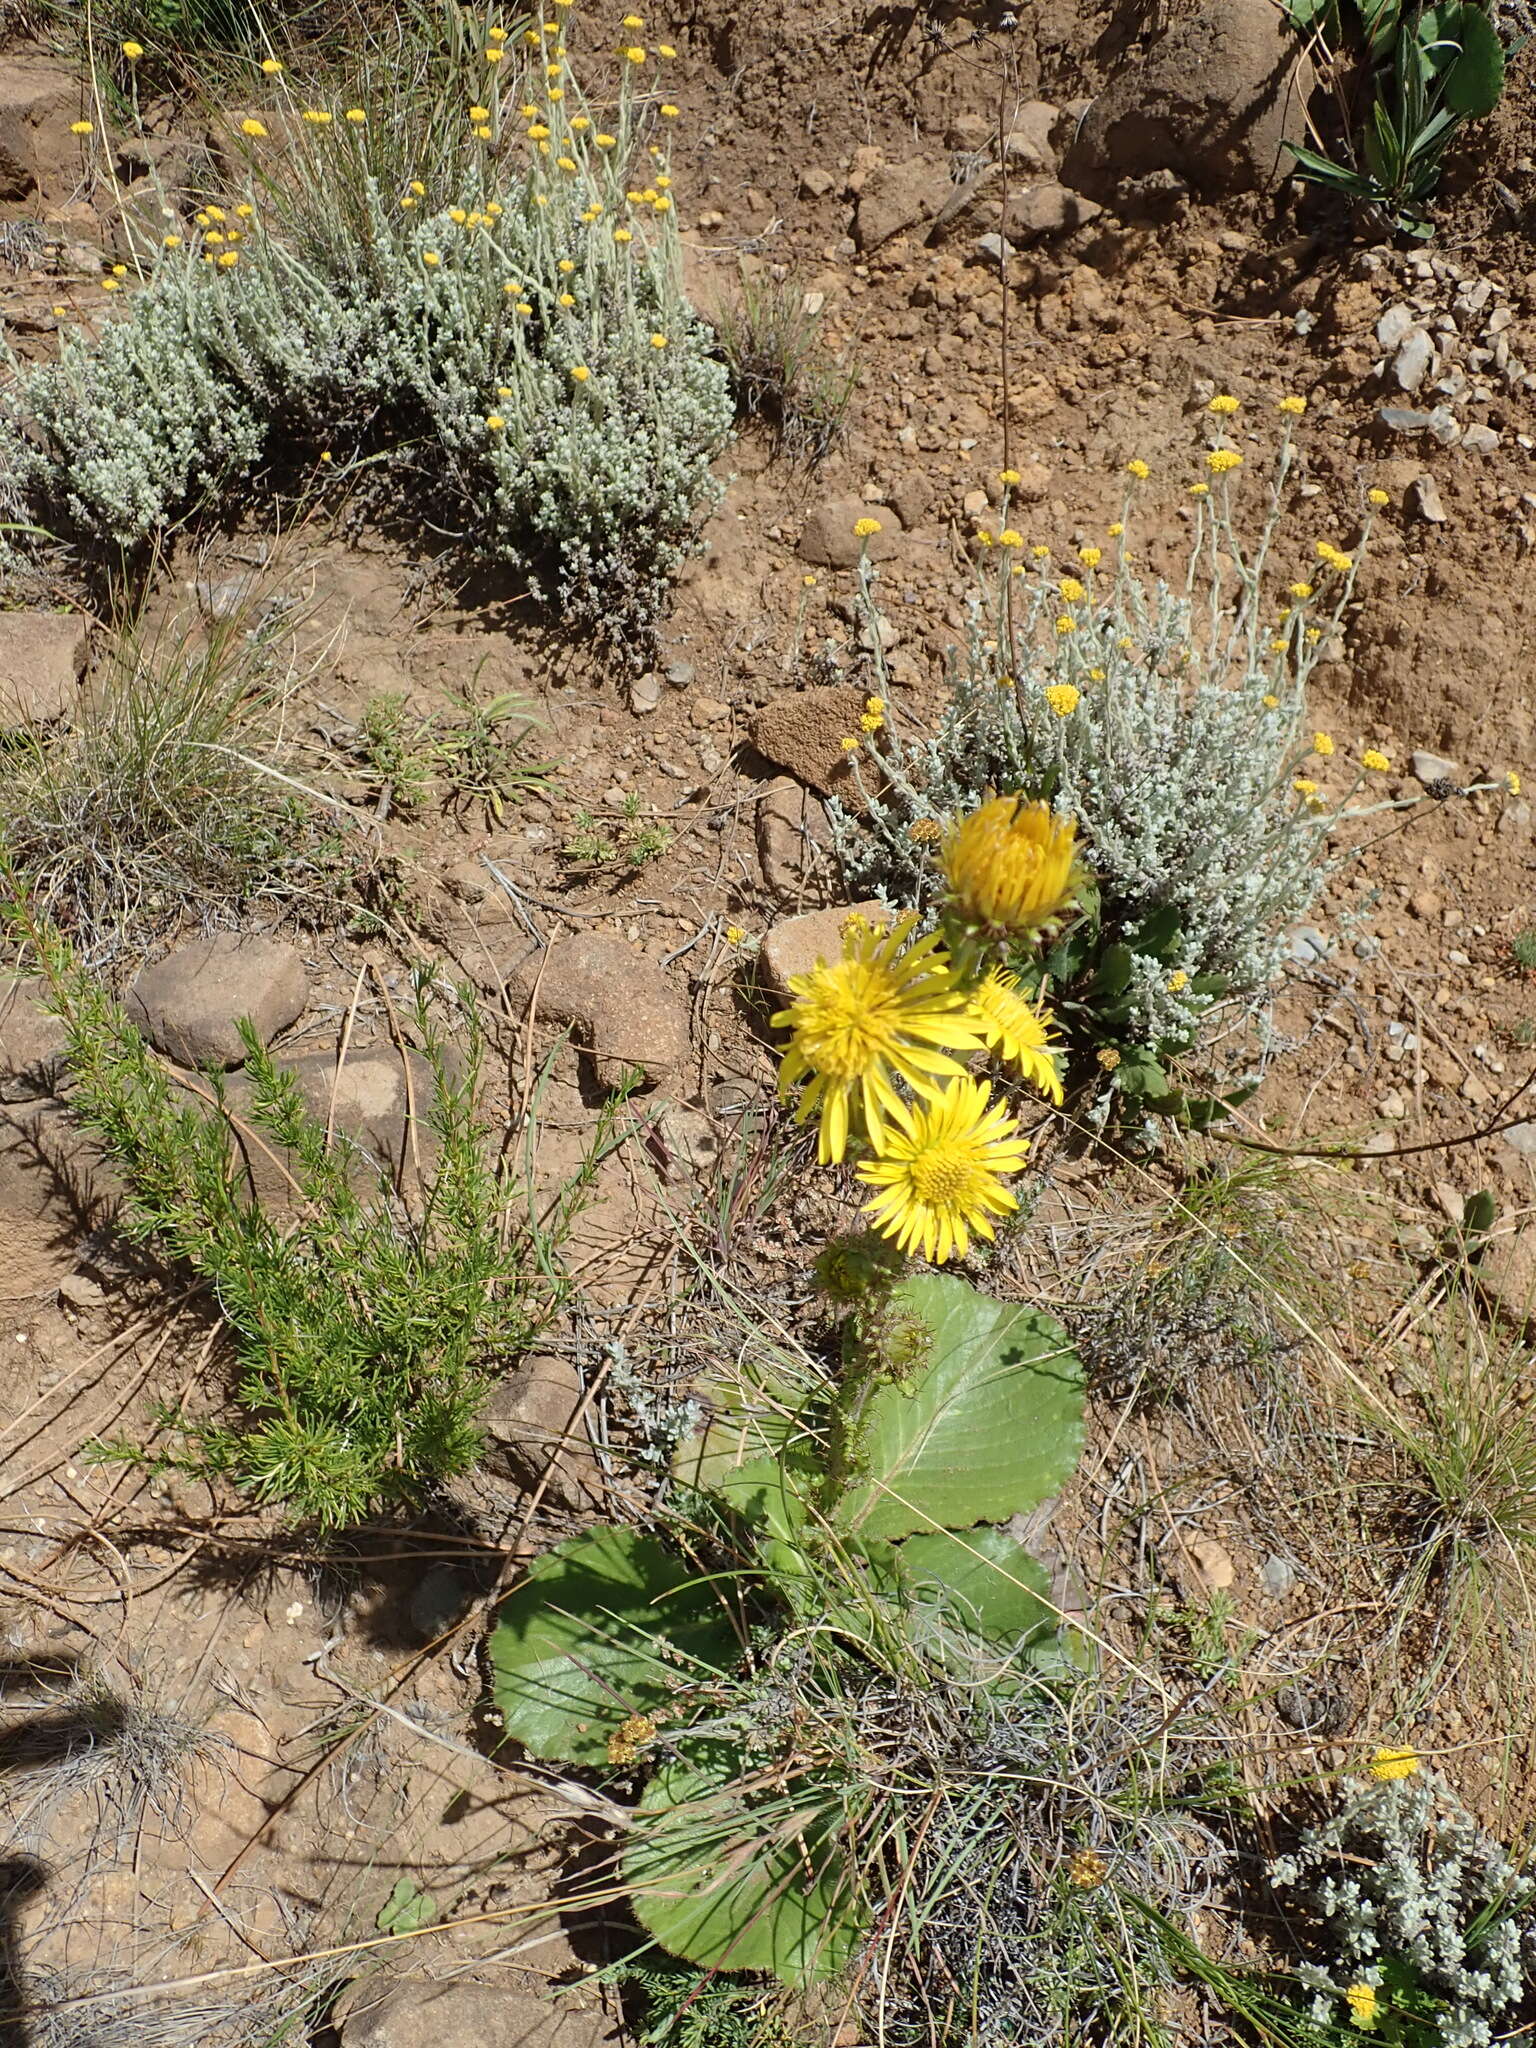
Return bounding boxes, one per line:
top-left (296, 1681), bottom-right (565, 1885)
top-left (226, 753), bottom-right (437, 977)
top-left (1367, 487), bottom-right (1389, 507)
top-left (1507, 770), bottom-right (1522, 796)
top-left (1292, 777), bottom-right (1317, 797)
top-left (724, 924), bottom-right (747, 945)
top-left (422, 250), bottom-right (441, 267)
top-left (1344, 1984), bottom-right (1378, 2031)
top-left (1044, 682), bottom-right (1079, 718)
top-left (1078, 545), bottom-right (1101, 569)
top-left (1031, 544), bottom-right (1050, 560)
top-left (595, 131), bottom-right (617, 148)
top-left (235, 202), bottom-right (253, 217)
top-left (123, 39), bottom-right (145, 58)
top-left (840, 736), bottom-right (860, 752)
top-left (650, 331), bottom-right (668, 348)
top-left (967, 971), bottom-right (1064, 1103)
top-left (489, 21), bottom-right (508, 37)
top-left (1289, 582), bottom-right (1314, 600)
top-left (1206, 448), bottom-right (1243, 475)
top-left (485, 414), bottom-right (505, 430)
top-left (101, 275), bottom-right (121, 290)
top-left (1278, 394), bottom-right (1307, 416)
top-left (613, 225), bottom-right (633, 243)
top-left (345, 107), bottom-right (366, 123)
top-left (1058, 575), bottom-right (1085, 603)
top-left (1313, 731), bottom-right (1335, 757)
top-left (943, 796), bottom-right (1082, 940)
top-left (1188, 481), bottom-right (1209, 497)
top-left (217, 249), bottom-right (238, 267)
top-left (163, 232), bottom-right (182, 248)
top-left (469, 103), bottom-right (490, 120)
top-left (853, 516), bottom-right (883, 539)
top-left (449, 206), bottom-right (468, 223)
top-left (1097, 1047), bottom-right (1121, 1071)
top-left (1126, 458), bottom-right (1150, 480)
top-left (558, 291), bottom-right (576, 305)
top-left (1106, 521), bottom-right (1123, 537)
top-left (858, 1077), bottom-right (1030, 1265)
top-left (1368, 1745), bottom-right (1418, 1781)
top-left (1361, 748), bottom-right (1390, 772)
top-left (71, 120), bottom-right (95, 136)
top-left (1262, 693), bottom-right (1278, 708)
top-left (658, 41), bottom-right (677, 56)
top-left (571, 363), bottom-right (591, 381)
top-left (486, 44), bottom-right (505, 59)
top-left (1208, 393), bottom-right (1240, 414)
top-left (1055, 615), bottom-right (1076, 636)
top-left (660, 102), bottom-right (680, 116)
top-left (1166, 969), bottom-right (1188, 993)
top-left (302, 108), bottom-right (332, 123)
top-left (205, 229), bottom-right (225, 244)
top-left (623, 43), bottom-right (647, 61)
top-left (998, 528), bottom-right (1022, 548)
top-left (206, 205), bottom-right (227, 221)
top-left (261, 55), bottom-right (283, 73)
top-left (772, 911), bottom-right (982, 1164)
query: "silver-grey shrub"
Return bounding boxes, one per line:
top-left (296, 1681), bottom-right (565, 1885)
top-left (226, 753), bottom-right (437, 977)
top-left (837, 459), bottom-right (1372, 1061)
top-left (3, 35), bottom-right (731, 640)
top-left (1269, 1766), bottom-right (1536, 2046)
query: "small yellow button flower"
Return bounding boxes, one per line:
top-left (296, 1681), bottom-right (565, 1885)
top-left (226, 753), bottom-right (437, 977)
top-left (469, 104), bottom-right (490, 120)
top-left (1289, 581), bottom-right (1314, 599)
top-left (1292, 777), bottom-right (1317, 797)
top-left (571, 364), bottom-right (591, 381)
top-left (1055, 615), bottom-right (1076, 635)
top-left (1262, 693), bottom-right (1278, 709)
top-left (485, 414), bottom-right (505, 430)
top-left (71, 120), bottom-right (95, 136)
top-left (205, 229), bottom-right (225, 244)
top-left (1078, 545), bottom-right (1101, 568)
top-left (235, 202), bottom-right (254, 217)
top-left (1507, 771), bottom-right (1522, 795)
top-left (163, 232), bottom-right (182, 248)
top-left (802, 573), bottom-right (817, 587)
top-left (1361, 749), bottom-right (1390, 772)
top-left (122, 39), bottom-right (144, 58)
top-left (1106, 521), bottom-right (1124, 537)
top-left (558, 291), bottom-right (575, 305)
top-left (1188, 481), bottom-right (1209, 496)
top-left (840, 735), bottom-right (860, 752)
top-left (486, 45), bottom-right (505, 59)
top-left (650, 332), bottom-right (668, 348)
top-left (206, 205), bottom-right (226, 221)
top-left (1368, 1745), bottom-right (1418, 1782)
top-left (422, 250), bottom-right (441, 267)
top-left (658, 41), bottom-right (677, 56)
top-left (409, 179), bottom-right (426, 196)
top-left (449, 206), bottom-right (468, 223)
top-left (1208, 393), bottom-right (1239, 414)
top-left (488, 21), bottom-right (508, 37)
top-left (622, 10), bottom-right (644, 23)
top-left (853, 516), bottom-right (883, 538)
top-left (1206, 448), bottom-right (1243, 475)
top-left (1313, 731), bottom-right (1335, 757)
top-left (998, 528), bottom-right (1022, 548)
top-left (301, 108), bottom-right (332, 123)
top-left (652, 193), bottom-right (672, 211)
top-left (1344, 1983), bottom-right (1378, 2031)
top-left (595, 131), bottom-right (617, 148)
top-left (1126, 458), bottom-right (1150, 480)
top-left (623, 43), bottom-right (647, 62)
top-left (1367, 486), bottom-right (1389, 507)
top-left (100, 275), bottom-right (121, 290)
top-left (659, 102), bottom-right (679, 116)
top-left (1058, 576), bottom-right (1085, 603)
top-left (1044, 683), bottom-right (1079, 716)
top-left (261, 55), bottom-right (284, 73)
top-left (1166, 969), bottom-right (1188, 993)
top-left (217, 249), bottom-right (239, 267)
top-left (1031, 544), bottom-right (1050, 560)
top-left (345, 107), bottom-right (367, 123)
top-left (613, 225), bottom-right (633, 243)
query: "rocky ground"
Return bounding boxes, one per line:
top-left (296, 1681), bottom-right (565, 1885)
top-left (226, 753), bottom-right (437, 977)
top-left (2, 0), bottom-right (1536, 2041)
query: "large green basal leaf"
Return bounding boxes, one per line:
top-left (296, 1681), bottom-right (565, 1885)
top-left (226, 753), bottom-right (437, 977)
top-left (625, 1753), bottom-right (868, 1986)
top-left (900, 1526), bottom-right (1057, 1642)
top-left (1439, 0), bottom-right (1505, 116)
top-left (487, 1527), bottom-right (740, 1765)
top-left (831, 1274), bottom-right (1085, 1541)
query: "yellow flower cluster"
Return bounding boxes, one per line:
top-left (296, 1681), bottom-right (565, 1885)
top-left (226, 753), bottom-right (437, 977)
top-left (1205, 448), bottom-right (1243, 475)
top-left (1316, 540), bottom-right (1353, 572)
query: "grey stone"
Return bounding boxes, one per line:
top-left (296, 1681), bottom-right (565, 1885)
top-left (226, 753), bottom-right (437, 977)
top-left (1004, 101), bottom-right (1060, 170)
top-left (1378, 405), bottom-right (1461, 444)
top-left (1408, 473), bottom-right (1447, 523)
top-left (1410, 749), bottom-right (1462, 787)
top-left (1461, 421), bottom-right (1502, 454)
top-left (0, 611), bottom-right (88, 726)
top-left (760, 900), bottom-right (891, 1003)
top-left (629, 671), bottom-right (662, 714)
top-left (494, 933), bottom-right (688, 1091)
top-left (0, 976), bottom-right (69, 1103)
top-left (797, 497), bottom-right (901, 569)
top-left (1500, 1121), bottom-right (1536, 1158)
top-left (126, 934), bottom-right (309, 1070)
top-left (216, 1045), bottom-right (441, 1214)
top-left (1375, 303), bottom-right (1415, 351)
top-left (1261, 1554), bottom-right (1297, 1600)
top-left (1287, 925), bottom-right (1331, 964)
top-left (339, 1977), bottom-right (617, 2048)
top-left (480, 1354), bottom-right (602, 1510)
top-left (799, 165), bottom-right (836, 198)
top-left (1393, 326), bottom-right (1435, 393)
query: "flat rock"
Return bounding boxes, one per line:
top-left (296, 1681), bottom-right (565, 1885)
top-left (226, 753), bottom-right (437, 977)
top-left (1063, 0), bottom-right (1311, 198)
top-left (1410, 749), bottom-right (1462, 787)
top-left (797, 497), bottom-right (902, 569)
top-left (340, 1979), bottom-right (617, 2048)
top-left (499, 933), bottom-right (688, 1091)
top-left (1005, 101), bottom-right (1060, 169)
top-left (1476, 1228), bottom-right (1536, 1331)
top-left (1002, 182), bottom-right (1102, 239)
top-left (214, 1045), bottom-right (440, 1213)
top-left (1393, 326), bottom-right (1434, 393)
top-left (760, 899), bottom-right (891, 1004)
top-left (0, 611), bottom-right (88, 726)
top-left (0, 975), bottom-right (69, 1102)
top-left (1499, 1121), bottom-right (1536, 1157)
top-left (1408, 474), bottom-right (1447, 523)
top-left (853, 155), bottom-right (945, 250)
top-left (480, 1352), bottom-right (603, 1510)
top-left (0, 58), bottom-right (79, 199)
top-left (126, 934), bottom-right (309, 1070)
top-left (755, 775), bottom-right (835, 904)
top-left (750, 685), bottom-right (872, 801)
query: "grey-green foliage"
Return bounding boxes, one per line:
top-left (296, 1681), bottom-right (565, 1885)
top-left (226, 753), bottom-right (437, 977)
top-left (487, 1272), bottom-right (1086, 1987)
top-left (5, 44), bottom-right (732, 639)
top-left (838, 551), bottom-right (1341, 1060)
top-left (13, 910), bottom-right (534, 1529)
top-left (1269, 1767), bottom-right (1536, 2047)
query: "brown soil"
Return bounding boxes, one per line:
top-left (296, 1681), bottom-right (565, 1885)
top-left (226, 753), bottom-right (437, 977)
top-left (3, 0), bottom-right (1536, 2040)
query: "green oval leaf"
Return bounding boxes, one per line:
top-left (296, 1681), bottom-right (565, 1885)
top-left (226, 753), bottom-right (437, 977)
top-left (831, 1275), bottom-right (1085, 1541)
top-left (1441, 1), bottom-right (1505, 116)
top-left (624, 1753), bottom-right (868, 1986)
top-left (487, 1528), bottom-right (740, 1764)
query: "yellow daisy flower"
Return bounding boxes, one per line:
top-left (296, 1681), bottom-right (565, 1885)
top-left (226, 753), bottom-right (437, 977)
top-left (858, 1078), bottom-right (1030, 1264)
top-left (943, 796), bottom-right (1082, 940)
top-left (967, 972), bottom-right (1064, 1103)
